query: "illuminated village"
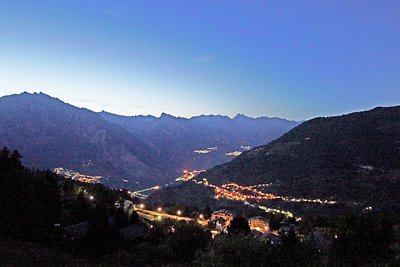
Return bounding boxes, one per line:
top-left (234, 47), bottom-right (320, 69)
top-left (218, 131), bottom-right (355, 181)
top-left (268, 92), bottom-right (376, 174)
top-left (87, 169), bottom-right (339, 244)
top-left (55, 167), bottom-right (102, 184)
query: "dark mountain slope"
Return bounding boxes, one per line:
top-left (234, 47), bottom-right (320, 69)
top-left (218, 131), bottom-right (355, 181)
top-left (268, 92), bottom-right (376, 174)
top-left (202, 106), bottom-right (400, 184)
top-left (0, 92), bottom-right (164, 188)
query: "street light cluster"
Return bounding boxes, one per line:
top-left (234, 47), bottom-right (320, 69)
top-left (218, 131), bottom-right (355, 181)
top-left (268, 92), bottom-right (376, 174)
top-left (213, 182), bottom-right (336, 205)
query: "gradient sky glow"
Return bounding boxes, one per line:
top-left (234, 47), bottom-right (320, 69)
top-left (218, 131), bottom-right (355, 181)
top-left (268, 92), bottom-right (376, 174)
top-left (0, 1), bottom-right (399, 120)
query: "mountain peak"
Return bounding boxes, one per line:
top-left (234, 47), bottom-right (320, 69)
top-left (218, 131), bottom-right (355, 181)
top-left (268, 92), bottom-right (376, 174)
top-left (1, 91), bottom-right (64, 106)
top-left (160, 112), bottom-right (173, 117)
top-left (233, 114), bottom-right (251, 120)
top-left (159, 113), bottom-right (181, 120)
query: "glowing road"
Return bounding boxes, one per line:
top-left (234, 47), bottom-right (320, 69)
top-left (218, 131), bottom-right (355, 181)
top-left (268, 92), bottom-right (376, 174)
top-left (134, 206), bottom-right (208, 226)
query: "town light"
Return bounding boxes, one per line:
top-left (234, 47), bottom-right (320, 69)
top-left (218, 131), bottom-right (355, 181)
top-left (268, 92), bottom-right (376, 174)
top-left (89, 195), bottom-right (94, 201)
top-left (157, 207), bottom-right (162, 212)
top-left (199, 214), bottom-right (204, 219)
top-left (139, 204), bottom-right (145, 209)
top-left (177, 210), bottom-right (182, 216)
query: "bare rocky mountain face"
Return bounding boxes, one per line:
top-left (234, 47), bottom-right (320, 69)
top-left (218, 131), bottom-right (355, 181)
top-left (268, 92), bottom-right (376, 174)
top-left (0, 92), bottom-right (164, 189)
top-left (0, 92), bottom-right (299, 189)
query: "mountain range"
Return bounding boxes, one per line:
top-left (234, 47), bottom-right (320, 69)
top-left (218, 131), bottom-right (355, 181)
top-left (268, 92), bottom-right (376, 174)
top-left (100, 110), bottom-right (299, 178)
top-left (0, 92), bottom-right (299, 189)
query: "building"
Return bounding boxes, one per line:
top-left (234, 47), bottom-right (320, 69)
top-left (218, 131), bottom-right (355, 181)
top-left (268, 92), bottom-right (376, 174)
top-left (248, 216), bottom-right (270, 233)
top-left (209, 209), bottom-right (235, 234)
top-left (211, 209), bottom-right (234, 223)
top-left (214, 217), bottom-right (228, 233)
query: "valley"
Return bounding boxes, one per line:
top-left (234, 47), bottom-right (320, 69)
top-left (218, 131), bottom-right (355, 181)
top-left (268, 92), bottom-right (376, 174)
top-left (2, 2), bottom-right (399, 265)
top-left (1, 97), bottom-right (399, 265)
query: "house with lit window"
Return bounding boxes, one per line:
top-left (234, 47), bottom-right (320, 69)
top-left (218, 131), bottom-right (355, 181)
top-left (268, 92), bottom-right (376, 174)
top-left (248, 216), bottom-right (270, 233)
top-left (209, 209), bottom-right (235, 233)
top-left (210, 209), bottom-right (234, 224)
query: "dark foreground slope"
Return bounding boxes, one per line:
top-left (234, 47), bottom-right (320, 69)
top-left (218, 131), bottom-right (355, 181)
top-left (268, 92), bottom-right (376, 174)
top-left (150, 106), bottom-right (400, 216)
top-left (1, 148), bottom-right (398, 266)
top-left (0, 92), bottom-right (164, 188)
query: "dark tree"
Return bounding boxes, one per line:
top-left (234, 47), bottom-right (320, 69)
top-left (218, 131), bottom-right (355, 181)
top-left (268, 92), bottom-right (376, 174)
top-left (329, 213), bottom-right (395, 265)
top-left (269, 214), bottom-right (284, 231)
top-left (80, 203), bottom-right (119, 254)
top-left (0, 148), bottom-right (61, 242)
top-left (115, 207), bottom-right (129, 228)
top-left (272, 230), bottom-right (319, 267)
top-left (71, 191), bottom-right (90, 223)
top-left (228, 216), bottom-right (250, 235)
top-left (196, 235), bottom-right (272, 266)
top-left (167, 223), bottom-right (211, 263)
top-left (202, 204), bottom-right (212, 219)
top-left (129, 210), bottom-right (140, 225)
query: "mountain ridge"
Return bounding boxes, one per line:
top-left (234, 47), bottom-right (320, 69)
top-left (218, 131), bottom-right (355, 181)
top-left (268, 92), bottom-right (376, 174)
top-left (99, 109), bottom-right (297, 122)
top-left (0, 92), bottom-right (166, 188)
top-left (100, 109), bottom-right (300, 176)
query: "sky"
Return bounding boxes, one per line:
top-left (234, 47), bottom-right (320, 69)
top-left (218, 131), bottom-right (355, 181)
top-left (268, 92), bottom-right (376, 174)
top-left (0, 1), bottom-right (399, 120)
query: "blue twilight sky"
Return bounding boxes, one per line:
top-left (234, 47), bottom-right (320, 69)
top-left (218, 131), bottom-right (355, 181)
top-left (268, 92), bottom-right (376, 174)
top-left (0, 1), bottom-right (399, 120)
